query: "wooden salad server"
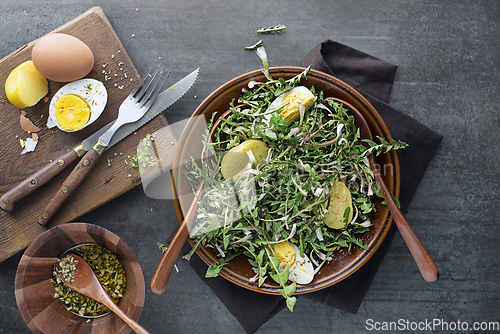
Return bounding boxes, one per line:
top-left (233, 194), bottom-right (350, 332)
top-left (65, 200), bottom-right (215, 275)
top-left (326, 97), bottom-right (439, 283)
top-left (150, 113), bottom-right (210, 294)
top-left (57, 253), bottom-right (149, 334)
top-left (150, 182), bottom-right (203, 294)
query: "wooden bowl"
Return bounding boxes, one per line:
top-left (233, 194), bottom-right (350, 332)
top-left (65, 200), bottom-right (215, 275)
top-left (172, 66), bottom-right (400, 295)
top-left (15, 222), bottom-right (145, 334)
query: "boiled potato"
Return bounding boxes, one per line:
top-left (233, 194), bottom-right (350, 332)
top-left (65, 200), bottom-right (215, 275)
top-left (323, 181), bottom-right (353, 229)
top-left (221, 139), bottom-right (269, 179)
top-left (5, 60), bottom-right (48, 109)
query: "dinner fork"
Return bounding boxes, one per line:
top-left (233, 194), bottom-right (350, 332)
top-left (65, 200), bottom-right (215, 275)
top-left (39, 63), bottom-right (169, 225)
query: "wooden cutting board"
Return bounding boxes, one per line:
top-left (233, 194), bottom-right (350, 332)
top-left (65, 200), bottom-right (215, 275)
top-left (0, 7), bottom-right (172, 263)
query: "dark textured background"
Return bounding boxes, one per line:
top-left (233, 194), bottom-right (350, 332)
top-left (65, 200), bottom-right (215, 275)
top-left (1, 1), bottom-right (499, 333)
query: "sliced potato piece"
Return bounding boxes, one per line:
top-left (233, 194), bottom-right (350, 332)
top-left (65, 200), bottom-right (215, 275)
top-left (5, 60), bottom-right (48, 109)
top-left (221, 139), bottom-right (269, 179)
top-left (323, 181), bottom-right (353, 229)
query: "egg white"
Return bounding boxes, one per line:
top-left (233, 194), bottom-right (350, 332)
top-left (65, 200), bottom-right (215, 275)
top-left (47, 78), bottom-right (108, 132)
top-left (288, 244), bottom-right (315, 285)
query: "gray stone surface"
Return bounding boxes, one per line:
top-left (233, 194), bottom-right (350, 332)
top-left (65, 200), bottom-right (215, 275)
top-left (1, 1), bottom-right (499, 333)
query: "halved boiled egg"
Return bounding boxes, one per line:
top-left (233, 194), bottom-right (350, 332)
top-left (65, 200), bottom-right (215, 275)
top-left (269, 86), bottom-right (317, 122)
top-left (275, 241), bottom-right (315, 285)
top-left (47, 78), bottom-right (107, 132)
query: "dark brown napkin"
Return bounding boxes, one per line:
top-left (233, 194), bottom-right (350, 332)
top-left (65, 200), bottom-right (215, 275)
top-left (174, 40), bottom-right (443, 334)
top-left (297, 40), bottom-right (442, 211)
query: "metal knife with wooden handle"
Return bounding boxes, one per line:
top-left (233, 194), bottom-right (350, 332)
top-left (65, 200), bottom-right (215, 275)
top-left (37, 67), bottom-right (199, 225)
top-left (39, 63), bottom-right (170, 226)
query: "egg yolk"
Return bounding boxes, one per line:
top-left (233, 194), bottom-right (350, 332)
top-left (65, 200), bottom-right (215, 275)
top-left (274, 241), bottom-right (296, 267)
top-left (279, 91), bottom-right (316, 122)
top-left (54, 94), bottom-right (91, 131)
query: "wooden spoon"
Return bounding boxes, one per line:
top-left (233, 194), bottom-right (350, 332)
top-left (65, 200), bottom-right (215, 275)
top-left (326, 97), bottom-right (439, 282)
top-left (57, 253), bottom-right (150, 334)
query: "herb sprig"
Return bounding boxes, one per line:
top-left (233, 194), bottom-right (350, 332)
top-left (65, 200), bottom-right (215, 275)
top-left (128, 133), bottom-right (162, 173)
top-left (257, 24), bottom-right (286, 34)
top-left (244, 40), bottom-right (263, 51)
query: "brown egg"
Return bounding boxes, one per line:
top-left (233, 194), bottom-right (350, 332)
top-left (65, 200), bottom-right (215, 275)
top-left (31, 33), bottom-right (94, 82)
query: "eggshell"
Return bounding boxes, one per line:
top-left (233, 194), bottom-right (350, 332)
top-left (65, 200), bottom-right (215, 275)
top-left (19, 113), bottom-right (41, 133)
top-left (31, 33), bottom-right (94, 82)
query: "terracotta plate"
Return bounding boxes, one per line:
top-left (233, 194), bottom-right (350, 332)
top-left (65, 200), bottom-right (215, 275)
top-left (172, 67), bottom-right (400, 295)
